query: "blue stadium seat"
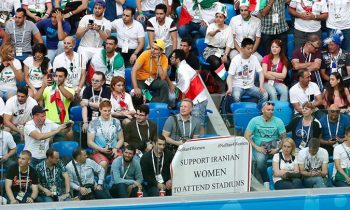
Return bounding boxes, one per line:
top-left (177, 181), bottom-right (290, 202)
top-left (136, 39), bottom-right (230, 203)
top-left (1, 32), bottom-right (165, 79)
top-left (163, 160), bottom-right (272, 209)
top-left (69, 105), bottom-right (83, 133)
top-left (230, 102), bottom-right (257, 114)
top-left (233, 107), bottom-right (260, 134)
top-left (125, 67), bottom-right (132, 92)
top-left (52, 141), bottom-right (79, 159)
top-left (144, 32), bottom-right (149, 51)
top-left (267, 166), bottom-right (275, 190)
top-left (123, 0), bottom-right (137, 9)
top-left (322, 31), bottom-right (328, 41)
top-left (176, 6), bottom-right (181, 17)
top-left (287, 33), bottom-right (294, 60)
top-left (72, 35), bottom-right (81, 51)
top-left (195, 38), bottom-right (210, 67)
top-left (16, 144), bottom-right (25, 157)
top-left (272, 101), bottom-right (293, 126)
top-left (111, 32), bottom-right (117, 37)
top-left (328, 162), bottom-right (335, 186)
top-left (147, 102), bottom-right (168, 109)
top-left (88, 0), bottom-right (95, 13)
top-left (224, 3), bottom-right (236, 25)
top-left (148, 108), bottom-right (170, 135)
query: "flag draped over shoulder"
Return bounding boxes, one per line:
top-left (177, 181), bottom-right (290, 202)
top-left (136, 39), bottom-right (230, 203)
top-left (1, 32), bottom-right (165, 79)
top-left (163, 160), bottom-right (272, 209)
top-left (249, 0), bottom-right (267, 11)
top-left (176, 60), bottom-right (207, 104)
top-left (50, 82), bottom-right (66, 124)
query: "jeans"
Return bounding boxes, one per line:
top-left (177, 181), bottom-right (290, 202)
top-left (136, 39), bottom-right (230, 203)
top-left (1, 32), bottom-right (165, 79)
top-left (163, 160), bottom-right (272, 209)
top-left (15, 52), bottom-right (32, 63)
top-left (47, 41), bottom-right (64, 64)
top-left (109, 183), bottom-right (139, 198)
top-left (178, 21), bottom-right (207, 39)
top-left (274, 178), bottom-right (303, 190)
top-left (232, 86), bottom-right (268, 107)
top-left (192, 99), bottom-right (208, 126)
top-left (0, 88), bottom-right (17, 101)
top-left (263, 82), bottom-right (289, 101)
top-left (5, 190), bottom-right (32, 204)
top-left (294, 28), bottom-right (321, 49)
top-left (333, 180), bottom-right (350, 187)
top-left (253, 150), bottom-right (270, 183)
top-left (260, 32), bottom-right (288, 56)
top-left (302, 176), bottom-right (328, 188)
top-left (137, 79), bottom-right (169, 104)
top-left (36, 194), bottom-right (72, 202)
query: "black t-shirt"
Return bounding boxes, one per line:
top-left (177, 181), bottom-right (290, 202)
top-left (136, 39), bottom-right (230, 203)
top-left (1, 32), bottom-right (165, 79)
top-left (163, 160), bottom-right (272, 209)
top-left (82, 85), bottom-right (111, 121)
top-left (124, 119), bottom-right (158, 151)
top-left (6, 163), bottom-right (39, 193)
top-left (186, 52), bottom-right (200, 71)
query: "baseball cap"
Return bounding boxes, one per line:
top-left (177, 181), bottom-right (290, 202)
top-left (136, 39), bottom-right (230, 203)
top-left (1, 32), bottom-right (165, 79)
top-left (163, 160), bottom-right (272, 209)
top-left (32, 105), bottom-right (48, 116)
top-left (153, 39), bottom-right (165, 51)
top-left (95, 0), bottom-right (106, 8)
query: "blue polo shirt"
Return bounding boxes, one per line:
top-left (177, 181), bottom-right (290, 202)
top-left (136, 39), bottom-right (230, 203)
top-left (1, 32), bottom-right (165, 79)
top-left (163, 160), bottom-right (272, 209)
top-left (36, 19), bottom-right (71, 49)
top-left (320, 114), bottom-right (350, 140)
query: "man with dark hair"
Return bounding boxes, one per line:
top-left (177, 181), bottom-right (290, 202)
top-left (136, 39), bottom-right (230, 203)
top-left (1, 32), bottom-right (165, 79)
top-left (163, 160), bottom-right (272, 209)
top-left (297, 138), bottom-right (329, 188)
top-left (36, 8), bottom-right (71, 63)
top-left (180, 38), bottom-right (199, 70)
top-left (226, 37), bottom-right (268, 106)
top-left (136, 0), bottom-right (166, 24)
top-left (0, 115), bottom-right (17, 168)
top-left (5, 8), bottom-right (43, 62)
top-left (66, 147), bottom-right (110, 200)
top-left (35, 148), bottom-right (71, 202)
top-left (4, 86), bottom-right (38, 140)
top-left (289, 69), bottom-right (323, 116)
top-left (5, 150), bottom-right (39, 204)
top-left (163, 98), bottom-right (201, 154)
top-left (35, 67), bottom-right (74, 140)
top-left (23, 105), bottom-right (67, 167)
top-left (124, 104), bottom-right (157, 158)
top-left (140, 135), bottom-right (173, 196)
top-left (109, 145), bottom-right (144, 198)
top-left (111, 7), bottom-right (145, 67)
top-left (146, 4), bottom-right (177, 56)
top-left (291, 34), bottom-right (322, 88)
top-left (91, 35), bottom-right (125, 85)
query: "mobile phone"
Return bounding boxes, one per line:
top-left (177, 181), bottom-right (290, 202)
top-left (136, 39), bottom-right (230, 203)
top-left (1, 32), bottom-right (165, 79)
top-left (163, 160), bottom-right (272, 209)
top-left (65, 122), bottom-right (73, 128)
top-left (89, 19), bottom-right (94, 24)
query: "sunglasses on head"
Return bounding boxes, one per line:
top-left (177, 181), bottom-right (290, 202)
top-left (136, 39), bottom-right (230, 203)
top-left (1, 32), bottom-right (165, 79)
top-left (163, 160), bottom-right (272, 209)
top-left (264, 101), bottom-right (275, 107)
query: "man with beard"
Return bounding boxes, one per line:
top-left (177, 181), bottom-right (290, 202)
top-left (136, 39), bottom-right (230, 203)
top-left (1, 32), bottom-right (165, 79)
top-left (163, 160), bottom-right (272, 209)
top-left (76, 0), bottom-right (111, 62)
top-left (244, 101), bottom-right (286, 186)
top-left (109, 145), bottom-right (144, 198)
top-left (90, 36), bottom-right (125, 85)
top-left (111, 7), bottom-right (145, 67)
top-left (3, 86), bottom-right (37, 140)
top-left (146, 3), bottom-right (177, 56)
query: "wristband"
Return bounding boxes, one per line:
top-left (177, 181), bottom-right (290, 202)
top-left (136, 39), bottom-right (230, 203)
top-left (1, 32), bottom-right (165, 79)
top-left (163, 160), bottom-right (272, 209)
top-left (69, 11), bottom-right (73, 16)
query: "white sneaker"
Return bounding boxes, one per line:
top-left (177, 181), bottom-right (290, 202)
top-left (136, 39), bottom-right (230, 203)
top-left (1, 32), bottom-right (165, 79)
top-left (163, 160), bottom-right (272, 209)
top-left (264, 182), bottom-right (270, 190)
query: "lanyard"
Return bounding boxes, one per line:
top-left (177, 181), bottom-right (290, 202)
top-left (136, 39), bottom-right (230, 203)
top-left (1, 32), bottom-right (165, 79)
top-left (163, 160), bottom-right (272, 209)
top-left (329, 49), bottom-right (342, 70)
top-left (327, 115), bottom-right (340, 139)
top-left (99, 117), bottom-right (113, 145)
top-left (149, 56), bottom-right (159, 79)
top-left (18, 166), bottom-right (30, 193)
top-left (301, 118), bottom-right (311, 141)
top-left (13, 22), bottom-right (26, 44)
top-left (92, 88), bottom-right (103, 103)
top-left (121, 160), bottom-right (131, 179)
top-left (44, 161), bottom-right (56, 186)
top-left (301, 47), bottom-right (312, 63)
top-left (151, 150), bottom-right (164, 175)
top-left (136, 120), bottom-right (149, 142)
top-left (180, 115), bottom-right (192, 137)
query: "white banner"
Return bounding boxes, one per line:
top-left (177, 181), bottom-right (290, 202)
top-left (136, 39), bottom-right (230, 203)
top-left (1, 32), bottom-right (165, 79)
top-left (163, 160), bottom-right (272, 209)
top-left (171, 136), bottom-right (252, 196)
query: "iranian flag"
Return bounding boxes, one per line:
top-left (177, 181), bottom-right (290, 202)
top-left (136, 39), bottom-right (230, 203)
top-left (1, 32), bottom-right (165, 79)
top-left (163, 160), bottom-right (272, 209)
top-left (50, 82), bottom-right (66, 124)
top-left (178, 0), bottom-right (217, 27)
top-left (178, 5), bottom-right (193, 27)
top-left (215, 64), bottom-right (227, 80)
top-left (176, 60), bottom-right (207, 104)
top-left (249, 0), bottom-right (267, 11)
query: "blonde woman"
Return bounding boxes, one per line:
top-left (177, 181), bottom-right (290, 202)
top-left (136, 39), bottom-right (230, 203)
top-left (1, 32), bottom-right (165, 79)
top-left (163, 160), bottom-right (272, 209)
top-left (272, 138), bottom-right (303, 190)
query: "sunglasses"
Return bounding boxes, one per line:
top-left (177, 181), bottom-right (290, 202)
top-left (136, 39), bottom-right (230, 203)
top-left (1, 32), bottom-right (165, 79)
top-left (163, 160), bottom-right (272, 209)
top-left (70, 62), bottom-right (73, 71)
top-left (263, 101), bottom-right (275, 107)
top-left (107, 61), bottom-right (111, 70)
top-left (330, 110), bottom-right (340, 113)
top-left (309, 42), bottom-right (319, 50)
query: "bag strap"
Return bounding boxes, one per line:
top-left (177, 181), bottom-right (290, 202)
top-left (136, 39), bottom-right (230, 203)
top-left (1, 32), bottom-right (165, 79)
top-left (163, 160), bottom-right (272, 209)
top-left (279, 152), bottom-right (295, 170)
top-left (173, 115), bottom-right (183, 138)
top-left (341, 144), bottom-right (350, 161)
top-left (72, 160), bottom-right (83, 187)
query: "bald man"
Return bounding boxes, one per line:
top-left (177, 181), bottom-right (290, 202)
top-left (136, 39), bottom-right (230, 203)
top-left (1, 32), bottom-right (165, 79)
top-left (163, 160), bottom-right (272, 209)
top-left (319, 104), bottom-right (350, 156)
top-left (244, 101), bottom-right (286, 185)
top-left (53, 36), bottom-right (87, 97)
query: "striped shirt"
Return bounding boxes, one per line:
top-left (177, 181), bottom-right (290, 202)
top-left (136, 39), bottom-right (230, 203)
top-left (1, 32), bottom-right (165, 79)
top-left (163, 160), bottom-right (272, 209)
top-left (261, 0), bottom-right (289, 35)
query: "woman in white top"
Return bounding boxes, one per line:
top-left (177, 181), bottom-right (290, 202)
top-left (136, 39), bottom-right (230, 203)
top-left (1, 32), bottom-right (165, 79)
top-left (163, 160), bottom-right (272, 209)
top-left (110, 76), bottom-right (135, 126)
top-left (272, 138), bottom-right (303, 190)
top-left (0, 42), bottom-right (22, 101)
top-left (203, 3), bottom-right (233, 93)
top-left (24, 43), bottom-right (52, 97)
top-left (333, 127), bottom-right (350, 187)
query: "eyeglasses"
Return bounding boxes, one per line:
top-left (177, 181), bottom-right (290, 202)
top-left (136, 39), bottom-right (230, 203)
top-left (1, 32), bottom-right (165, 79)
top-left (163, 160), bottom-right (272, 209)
top-left (91, 79), bottom-right (101, 83)
top-left (70, 62), bottom-right (73, 71)
top-left (309, 42), bottom-right (320, 50)
top-left (330, 110), bottom-right (340, 113)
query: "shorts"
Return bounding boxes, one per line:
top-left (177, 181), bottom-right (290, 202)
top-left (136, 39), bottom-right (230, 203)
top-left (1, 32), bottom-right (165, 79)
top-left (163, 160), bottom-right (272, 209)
top-left (91, 150), bottom-right (122, 165)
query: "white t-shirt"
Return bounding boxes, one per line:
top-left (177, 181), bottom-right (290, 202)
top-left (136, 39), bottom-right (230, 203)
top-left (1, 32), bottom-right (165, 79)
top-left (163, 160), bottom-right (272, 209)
top-left (23, 56), bottom-right (52, 88)
top-left (326, 0), bottom-right (350, 30)
top-left (141, 0), bottom-right (163, 11)
top-left (24, 119), bottom-right (59, 159)
top-left (22, 0), bottom-right (51, 13)
top-left (333, 143), bottom-right (350, 169)
top-left (147, 16), bottom-right (177, 48)
top-left (297, 147), bottom-right (329, 172)
top-left (272, 153), bottom-right (298, 183)
top-left (289, 82), bottom-right (321, 113)
top-left (110, 93), bottom-right (135, 113)
top-left (0, 0), bottom-right (21, 13)
top-left (205, 23), bottom-right (234, 49)
top-left (228, 54), bottom-right (262, 89)
top-left (53, 52), bottom-right (87, 88)
top-left (0, 130), bottom-right (16, 158)
top-left (78, 14), bottom-right (111, 48)
top-left (230, 15), bottom-right (261, 48)
top-left (0, 58), bottom-right (22, 89)
top-left (0, 97), bottom-right (4, 116)
top-left (290, 0), bottom-right (328, 32)
top-left (3, 95), bottom-right (38, 126)
top-left (111, 19), bottom-right (145, 50)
